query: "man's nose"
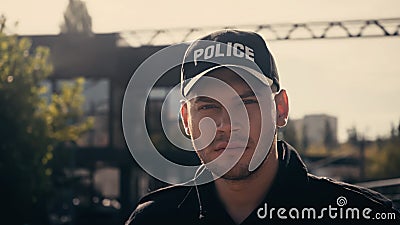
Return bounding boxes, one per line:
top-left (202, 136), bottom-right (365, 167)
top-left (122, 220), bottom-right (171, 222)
top-left (215, 107), bottom-right (231, 133)
top-left (215, 107), bottom-right (242, 133)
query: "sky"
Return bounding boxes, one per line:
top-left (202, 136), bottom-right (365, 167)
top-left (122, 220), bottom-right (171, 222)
top-left (1, 0), bottom-right (400, 142)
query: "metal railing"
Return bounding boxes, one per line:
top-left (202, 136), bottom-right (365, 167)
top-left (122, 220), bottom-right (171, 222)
top-left (118, 18), bottom-right (400, 47)
top-left (357, 178), bottom-right (400, 209)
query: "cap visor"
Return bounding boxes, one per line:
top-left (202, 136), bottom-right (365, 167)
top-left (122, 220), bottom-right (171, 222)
top-left (183, 64), bottom-right (273, 97)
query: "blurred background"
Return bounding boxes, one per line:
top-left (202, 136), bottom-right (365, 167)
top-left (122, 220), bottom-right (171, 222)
top-left (0, 0), bottom-right (399, 224)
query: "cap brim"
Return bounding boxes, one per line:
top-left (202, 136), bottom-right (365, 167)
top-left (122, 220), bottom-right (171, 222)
top-left (183, 64), bottom-right (273, 97)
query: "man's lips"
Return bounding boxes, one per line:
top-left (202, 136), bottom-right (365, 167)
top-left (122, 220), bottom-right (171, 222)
top-left (214, 141), bottom-right (248, 151)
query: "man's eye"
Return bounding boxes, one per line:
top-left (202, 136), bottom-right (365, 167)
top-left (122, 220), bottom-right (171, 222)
top-left (243, 99), bottom-right (258, 105)
top-left (199, 104), bottom-right (219, 110)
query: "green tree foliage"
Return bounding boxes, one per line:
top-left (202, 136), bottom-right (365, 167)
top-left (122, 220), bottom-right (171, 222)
top-left (346, 126), bottom-right (359, 145)
top-left (367, 121), bottom-right (400, 179)
top-left (0, 20), bottom-right (92, 225)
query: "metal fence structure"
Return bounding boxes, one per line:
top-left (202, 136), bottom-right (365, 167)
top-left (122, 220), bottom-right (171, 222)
top-left (118, 18), bottom-right (400, 47)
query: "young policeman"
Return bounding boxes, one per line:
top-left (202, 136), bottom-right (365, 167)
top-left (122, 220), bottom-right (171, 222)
top-left (126, 30), bottom-right (400, 225)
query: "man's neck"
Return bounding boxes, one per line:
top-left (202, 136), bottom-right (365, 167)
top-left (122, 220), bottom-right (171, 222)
top-left (214, 144), bottom-right (279, 224)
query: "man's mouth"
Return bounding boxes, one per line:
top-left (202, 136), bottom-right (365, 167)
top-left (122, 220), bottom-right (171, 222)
top-left (215, 141), bottom-right (248, 152)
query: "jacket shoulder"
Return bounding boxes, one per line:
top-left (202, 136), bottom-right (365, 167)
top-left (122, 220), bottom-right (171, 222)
top-left (125, 185), bottom-right (194, 225)
top-left (307, 173), bottom-right (399, 213)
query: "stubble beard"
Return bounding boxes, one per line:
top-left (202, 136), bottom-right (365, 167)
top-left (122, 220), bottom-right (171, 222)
top-left (219, 162), bottom-right (253, 180)
top-left (195, 137), bottom-right (274, 181)
top-left (197, 147), bottom-right (266, 181)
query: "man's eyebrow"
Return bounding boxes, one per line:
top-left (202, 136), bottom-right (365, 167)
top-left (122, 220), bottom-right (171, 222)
top-left (193, 90), bottom-right (257, 103)
top-left (193, 96), bottom-right (217, 103)
top-left (239, 90), bottom-right (256, 99)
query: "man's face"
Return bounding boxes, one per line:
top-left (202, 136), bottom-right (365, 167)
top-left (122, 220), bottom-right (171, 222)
top-left (181, 68), bottom-right (276, 180)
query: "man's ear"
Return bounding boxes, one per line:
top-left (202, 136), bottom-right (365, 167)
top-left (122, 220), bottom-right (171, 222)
top-left (180, 100), bottom-right (190, 135)
top-left (274, 89), bottom-right (289, 127)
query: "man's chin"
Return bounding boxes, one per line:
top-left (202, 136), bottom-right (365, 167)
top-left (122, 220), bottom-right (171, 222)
top-left (209, 163), bottom-right (253, 181)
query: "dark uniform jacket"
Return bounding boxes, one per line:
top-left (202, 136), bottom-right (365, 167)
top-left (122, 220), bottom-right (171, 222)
top-left (126, 140), bottom-right (400, 224)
